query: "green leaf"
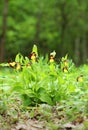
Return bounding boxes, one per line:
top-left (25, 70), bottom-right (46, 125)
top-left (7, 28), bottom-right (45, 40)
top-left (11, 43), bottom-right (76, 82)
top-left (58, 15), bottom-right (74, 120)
top-left (64, 54), bottom-right (68, 60)
top-left (50, 51), bottom-right (56, 57)
top-left (15, 53), bottom-right (24, 64)
top-left (39, 92), bottom-right (53, 105)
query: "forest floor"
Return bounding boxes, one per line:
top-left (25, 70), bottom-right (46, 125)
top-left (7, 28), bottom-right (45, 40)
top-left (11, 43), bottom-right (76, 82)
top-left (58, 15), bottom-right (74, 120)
top-left (0, 101), bottom-right (88, 130)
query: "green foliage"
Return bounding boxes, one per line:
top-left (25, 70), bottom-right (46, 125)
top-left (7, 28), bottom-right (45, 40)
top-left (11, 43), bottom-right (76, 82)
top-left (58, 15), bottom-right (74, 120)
top-left (0, 45), bottom-right (88, 108)
top-left (0, 45), bottom-right (88, 129)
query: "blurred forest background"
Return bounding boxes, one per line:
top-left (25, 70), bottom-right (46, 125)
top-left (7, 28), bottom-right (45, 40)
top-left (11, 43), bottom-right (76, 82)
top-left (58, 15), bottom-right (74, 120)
top-left (0, 0), bottom-right (88, 65)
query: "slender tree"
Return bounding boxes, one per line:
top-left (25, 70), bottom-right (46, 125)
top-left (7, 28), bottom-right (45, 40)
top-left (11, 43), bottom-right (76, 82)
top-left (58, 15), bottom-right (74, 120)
top-left (0, 0), bottom-right (8, 62)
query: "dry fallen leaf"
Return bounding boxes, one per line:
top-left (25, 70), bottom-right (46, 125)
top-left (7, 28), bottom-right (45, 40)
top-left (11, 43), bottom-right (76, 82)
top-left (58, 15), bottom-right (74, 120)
top-left (63, 122), bottom-right (76, 129)
top-left (15, 119), bottom-right (44, 130)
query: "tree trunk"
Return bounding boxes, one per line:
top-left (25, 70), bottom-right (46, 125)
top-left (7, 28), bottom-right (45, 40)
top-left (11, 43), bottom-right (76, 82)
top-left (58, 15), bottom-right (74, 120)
top-left (74, 37), bottom-right (80, 65)
top-left (81, 35), bottom-right (87, 63)
top-left (0, 0), bottom-right (8, 63)
top-left (34, 2), bottom-right (43, 47)
top-left (35, 13), bottom-right (41, 46)
top-left (60, 1), bottom-right (67, 56)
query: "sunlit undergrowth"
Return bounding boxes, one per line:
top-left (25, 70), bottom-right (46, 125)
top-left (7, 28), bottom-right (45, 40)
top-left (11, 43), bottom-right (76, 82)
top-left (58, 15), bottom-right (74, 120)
top-left (0, 45), bottom-right (88, 129)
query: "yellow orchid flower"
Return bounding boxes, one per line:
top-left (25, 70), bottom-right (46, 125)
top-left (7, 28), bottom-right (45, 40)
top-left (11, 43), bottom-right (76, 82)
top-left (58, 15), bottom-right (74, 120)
top-left (77, 75), bottom-right (83, 82)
